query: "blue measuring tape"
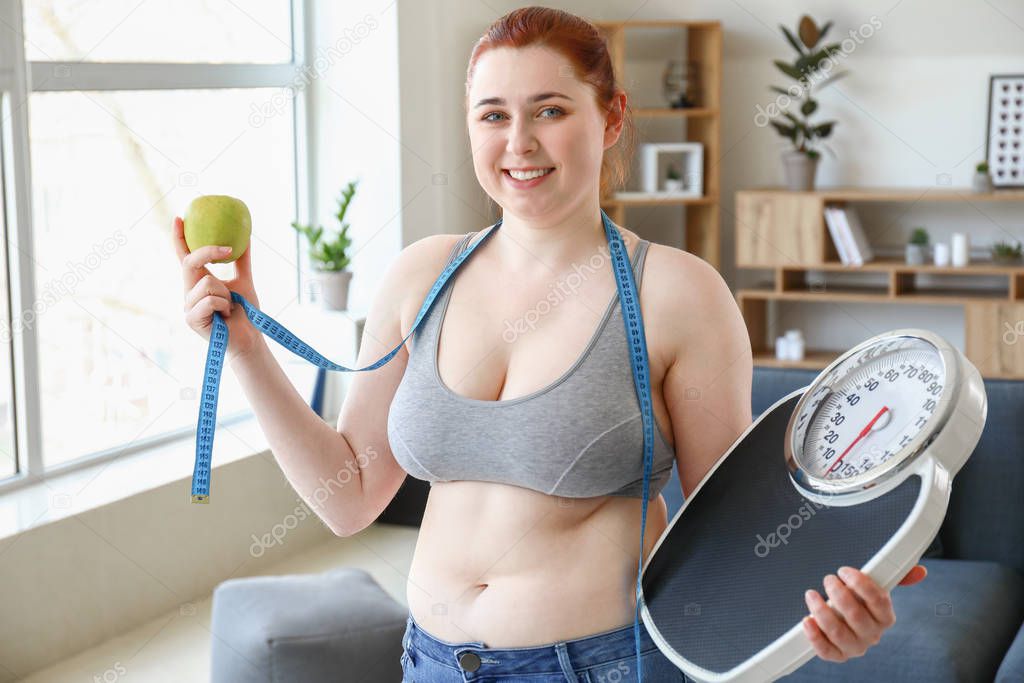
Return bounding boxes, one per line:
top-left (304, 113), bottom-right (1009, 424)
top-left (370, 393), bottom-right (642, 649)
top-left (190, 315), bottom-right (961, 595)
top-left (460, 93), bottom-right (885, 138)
top-left (191, 207), bottom-right (660, 681)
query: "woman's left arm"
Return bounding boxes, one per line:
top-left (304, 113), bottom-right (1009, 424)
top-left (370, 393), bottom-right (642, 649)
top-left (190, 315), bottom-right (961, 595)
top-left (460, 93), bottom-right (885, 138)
top-left (652, 246), bottom-right (927, 664)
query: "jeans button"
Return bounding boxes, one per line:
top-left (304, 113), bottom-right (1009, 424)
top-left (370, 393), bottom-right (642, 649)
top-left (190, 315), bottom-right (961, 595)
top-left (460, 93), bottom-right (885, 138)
top-left (458, 651), bottom-right (481, 672)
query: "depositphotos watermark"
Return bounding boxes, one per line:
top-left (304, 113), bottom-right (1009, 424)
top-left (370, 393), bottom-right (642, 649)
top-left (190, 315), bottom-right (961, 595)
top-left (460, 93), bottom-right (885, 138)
top-left (249, 446), bottom-right (378, 557)
top-left (753, 16), bottom-right (883, 129)
top-left (753, 498), bottom-right (829, 558)
top-left (1003, 320), bottom-right (1024, 345)
top-left (501, 242), bottom-right (619, 343)
top-left (249, 14), bottom-right (379, 127)
top-left (0, 230), bottom-right (128, 344)
top-left (92, 661), bottom-right (126, 683)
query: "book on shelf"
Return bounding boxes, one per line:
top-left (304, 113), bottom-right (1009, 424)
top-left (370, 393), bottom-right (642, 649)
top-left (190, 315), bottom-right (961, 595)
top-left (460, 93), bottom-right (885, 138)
top-left (824, 205), bottom-right (874, 266)
top-left (824, 206), bottom-right (852, 264)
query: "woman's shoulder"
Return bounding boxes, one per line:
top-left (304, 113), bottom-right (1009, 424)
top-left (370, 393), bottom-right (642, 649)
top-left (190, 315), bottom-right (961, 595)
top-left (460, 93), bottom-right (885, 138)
top-left (636, 238), bottom-right (740, 347)
top-left (632, 236), bottom-right (726, 299)
top-left (387, 232), bottom-right (473, 314)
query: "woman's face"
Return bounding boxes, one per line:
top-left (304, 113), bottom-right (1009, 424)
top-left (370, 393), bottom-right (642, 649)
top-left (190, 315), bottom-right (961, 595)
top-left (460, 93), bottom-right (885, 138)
top-left (465, 45), bottom-right (622, 222)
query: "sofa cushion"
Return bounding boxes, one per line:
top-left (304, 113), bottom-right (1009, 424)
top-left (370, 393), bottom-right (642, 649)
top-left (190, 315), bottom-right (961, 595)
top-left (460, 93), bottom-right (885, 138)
top-left (209, 567), bottom-right (407, 683)
top-left (781, 558), bottom-right (1024, 682)
top-left (943, 378), bottom-right (1024, 574)
top-left (996, 620), bottom-right (1024, 682)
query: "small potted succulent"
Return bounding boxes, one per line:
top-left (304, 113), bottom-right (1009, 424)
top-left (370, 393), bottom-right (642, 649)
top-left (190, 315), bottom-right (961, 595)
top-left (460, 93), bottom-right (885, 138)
top-left (664, 163), bottom-right (684, 193)
top-left (973, 161), bottom-right (993, 193)
top-left (768, 15), bottom-right (845, 191)
top-left (991, 240), bottom-right (1023, 265)
top-left (905, 227), bottom-right (929, 265)
top-left (291, 180), bottom-right (357, 311)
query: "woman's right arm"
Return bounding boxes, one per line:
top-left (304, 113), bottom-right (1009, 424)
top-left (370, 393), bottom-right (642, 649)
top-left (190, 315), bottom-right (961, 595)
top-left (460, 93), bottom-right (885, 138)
top-left (220, 233), bottom-right (462, 536)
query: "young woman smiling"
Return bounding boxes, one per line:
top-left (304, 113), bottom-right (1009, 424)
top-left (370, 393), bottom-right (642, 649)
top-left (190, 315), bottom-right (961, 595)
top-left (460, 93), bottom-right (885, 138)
top-left (177, 6), bottom-right (926, 682)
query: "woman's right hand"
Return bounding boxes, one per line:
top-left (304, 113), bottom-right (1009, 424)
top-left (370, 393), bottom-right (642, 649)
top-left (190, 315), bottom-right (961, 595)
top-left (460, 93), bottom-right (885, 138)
top-left (172, 216), bottom-right (262, 362)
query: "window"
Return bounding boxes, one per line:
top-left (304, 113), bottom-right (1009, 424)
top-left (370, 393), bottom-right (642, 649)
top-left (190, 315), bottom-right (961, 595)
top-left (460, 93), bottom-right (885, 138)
top-left (24, 0), bottom-right (293, 64)
top-left (0, 0), bottom-right (309, 482)
top-left (0, 93), bottom-right (17, 480)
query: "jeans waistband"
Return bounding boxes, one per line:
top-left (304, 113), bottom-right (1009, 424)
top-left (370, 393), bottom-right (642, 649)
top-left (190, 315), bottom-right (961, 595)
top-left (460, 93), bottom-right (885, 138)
top-left (404, 612), bottom-right (660, 674)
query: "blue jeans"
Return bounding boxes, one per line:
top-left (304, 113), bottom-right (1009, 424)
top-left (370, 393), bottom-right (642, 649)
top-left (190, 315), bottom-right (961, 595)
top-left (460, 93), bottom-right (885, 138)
top-left (400, 612), bottom-right (691, 682)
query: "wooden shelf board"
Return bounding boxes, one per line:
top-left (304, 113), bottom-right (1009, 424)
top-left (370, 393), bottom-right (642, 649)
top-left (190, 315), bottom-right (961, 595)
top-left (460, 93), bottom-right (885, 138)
top-left (634, 107), bottom-right (718, 118)
top-left (752, 349), bottom-right (1024, 380)
top-left (595, 20), bottom-right (721, 30)
top-left (739, 288), bottom-right (1010, 304)
top-left (772, 257), bottom-right (1024, 275)
top-left (752, 350), bottom-right (839, 369)
top-left (739, 187), bottom-right (1024, 202)
top-left (605, 194), bottom-right (717, 206)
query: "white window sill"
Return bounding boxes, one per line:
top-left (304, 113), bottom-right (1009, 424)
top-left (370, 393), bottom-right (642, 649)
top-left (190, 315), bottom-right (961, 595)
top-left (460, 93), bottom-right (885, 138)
top-left (0, 412), bottom-right (272, 542)
top-left (0, 304), bottom-right (364, 543)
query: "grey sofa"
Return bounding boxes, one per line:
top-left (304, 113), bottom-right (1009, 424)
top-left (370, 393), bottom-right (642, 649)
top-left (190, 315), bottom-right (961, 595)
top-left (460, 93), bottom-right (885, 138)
top-left (210, 367), bottom-right (1024, 682)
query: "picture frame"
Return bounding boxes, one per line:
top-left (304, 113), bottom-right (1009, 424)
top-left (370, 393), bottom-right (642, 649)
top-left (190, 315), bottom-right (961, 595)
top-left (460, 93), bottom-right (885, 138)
top-left (614, 142), bottom-right (704, 200)
top-left (985, 74), bottom-right (1024, 189)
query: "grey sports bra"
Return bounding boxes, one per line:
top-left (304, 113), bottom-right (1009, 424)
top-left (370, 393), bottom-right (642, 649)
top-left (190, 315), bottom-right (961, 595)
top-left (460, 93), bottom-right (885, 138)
top-left (386, 230), bottom-right (677, 498)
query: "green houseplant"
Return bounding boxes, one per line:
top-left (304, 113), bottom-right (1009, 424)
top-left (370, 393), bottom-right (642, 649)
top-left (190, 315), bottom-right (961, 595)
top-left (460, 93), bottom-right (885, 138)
top-left (973, 160), bottom-right (993, 193)
top-left (291, 180), bottom-right (357, 310)
top-left (768, 15), bottom-right (845, 190)
top-left (905, 226), bottom-right (929, 266)
top-left (991, 240), bottom-right (1023, 265)
top-left (664, 162), bottom-right (684, 193)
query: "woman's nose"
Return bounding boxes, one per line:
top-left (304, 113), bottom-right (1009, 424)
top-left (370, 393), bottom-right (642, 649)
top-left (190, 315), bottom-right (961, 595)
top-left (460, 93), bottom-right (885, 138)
top-left (506, 119), bottom-right (538, 156)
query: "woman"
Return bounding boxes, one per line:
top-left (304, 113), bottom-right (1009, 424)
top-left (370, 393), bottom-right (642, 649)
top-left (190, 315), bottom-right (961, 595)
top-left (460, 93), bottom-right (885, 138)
top-left (175, 7), bottom-right (927, 681)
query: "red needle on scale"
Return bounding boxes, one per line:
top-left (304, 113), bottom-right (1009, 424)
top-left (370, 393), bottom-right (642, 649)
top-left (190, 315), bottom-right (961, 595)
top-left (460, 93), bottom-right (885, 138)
top-left (827, 405), bottom-right (890, 475)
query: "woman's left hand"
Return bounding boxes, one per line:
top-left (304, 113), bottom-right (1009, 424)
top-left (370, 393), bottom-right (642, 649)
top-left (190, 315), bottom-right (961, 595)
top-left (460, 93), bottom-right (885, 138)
top-left (802, 564), bottom-right (928, 662)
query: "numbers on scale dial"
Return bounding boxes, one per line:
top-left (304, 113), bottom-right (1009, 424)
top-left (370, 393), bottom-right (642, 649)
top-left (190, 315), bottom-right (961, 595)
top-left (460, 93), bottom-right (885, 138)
top-left (804, 345), bottom-right (944, 481)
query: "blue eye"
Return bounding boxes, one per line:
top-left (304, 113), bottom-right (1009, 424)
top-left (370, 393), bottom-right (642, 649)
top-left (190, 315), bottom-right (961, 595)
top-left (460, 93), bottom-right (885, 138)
top-left (481, 107), bottom-right (564, 122)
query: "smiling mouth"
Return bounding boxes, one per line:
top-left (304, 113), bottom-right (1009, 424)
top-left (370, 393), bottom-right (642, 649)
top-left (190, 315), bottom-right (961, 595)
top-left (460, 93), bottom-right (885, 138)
top-left (503, 167), bottom-right (556, 180)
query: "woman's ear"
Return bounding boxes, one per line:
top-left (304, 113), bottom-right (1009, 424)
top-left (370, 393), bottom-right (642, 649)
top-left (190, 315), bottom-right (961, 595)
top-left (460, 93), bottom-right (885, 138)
top-left (603, 91), bottom-right (626, 149)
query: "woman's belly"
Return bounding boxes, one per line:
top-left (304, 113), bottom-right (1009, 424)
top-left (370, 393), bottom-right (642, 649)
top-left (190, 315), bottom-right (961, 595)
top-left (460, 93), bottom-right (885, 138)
top-left (405, 480), bottom-right (669, 647)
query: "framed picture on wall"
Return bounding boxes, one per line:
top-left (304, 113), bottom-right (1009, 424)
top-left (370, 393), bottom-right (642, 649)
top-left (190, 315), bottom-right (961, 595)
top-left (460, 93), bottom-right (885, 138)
top-left (985, 74), bottom-right (1024, 189)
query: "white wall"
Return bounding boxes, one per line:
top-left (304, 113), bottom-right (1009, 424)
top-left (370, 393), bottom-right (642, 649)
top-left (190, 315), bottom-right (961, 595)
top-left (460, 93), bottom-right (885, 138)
top-left (307, 2), bottom-right (403, 315)
top-left (391, 0), bottom-right (1024, 352)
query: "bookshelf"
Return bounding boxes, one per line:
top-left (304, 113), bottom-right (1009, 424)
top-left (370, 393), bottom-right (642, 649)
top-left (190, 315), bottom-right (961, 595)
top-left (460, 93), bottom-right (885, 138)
top-left (594, 20), bottom-right (722, 268)
top-left (735, 187), bottom-right (1024, 379)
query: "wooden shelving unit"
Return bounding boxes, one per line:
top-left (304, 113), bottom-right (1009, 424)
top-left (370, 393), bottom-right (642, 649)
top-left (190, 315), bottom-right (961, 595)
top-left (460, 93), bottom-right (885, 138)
top-left (595, 20), bottom-right (722, 269)
top-left (735, 187), bottom-right (1024, 379)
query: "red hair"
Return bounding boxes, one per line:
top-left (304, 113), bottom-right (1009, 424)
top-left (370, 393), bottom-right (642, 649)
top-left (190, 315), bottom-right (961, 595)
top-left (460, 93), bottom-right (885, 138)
top-left (464, 6), bottom-right (637, 199)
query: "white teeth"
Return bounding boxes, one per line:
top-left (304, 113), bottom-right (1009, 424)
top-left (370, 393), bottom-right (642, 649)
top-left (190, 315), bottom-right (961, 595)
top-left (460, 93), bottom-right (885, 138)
top-left (507, 168), bottom-right (553, 180)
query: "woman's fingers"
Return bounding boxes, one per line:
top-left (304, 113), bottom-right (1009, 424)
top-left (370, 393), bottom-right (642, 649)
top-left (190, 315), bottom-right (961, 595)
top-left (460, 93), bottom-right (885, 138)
top-left (897, 564), bottom-right (927, 586)
top-left (185, 274), bottom-right (232, 314)
top-left (177, 218), bottom-right (236, 290)
top-left (234, 239), bottom-right (253, 283)
top-left (171, 216), bottom-right (190, 261)
top-left (185, 295), bottom-right (233, 330)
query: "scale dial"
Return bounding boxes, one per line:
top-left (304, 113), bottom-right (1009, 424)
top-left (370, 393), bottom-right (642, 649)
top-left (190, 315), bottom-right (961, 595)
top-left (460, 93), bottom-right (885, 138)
top-left (785, 332), bottom-right (961, 499)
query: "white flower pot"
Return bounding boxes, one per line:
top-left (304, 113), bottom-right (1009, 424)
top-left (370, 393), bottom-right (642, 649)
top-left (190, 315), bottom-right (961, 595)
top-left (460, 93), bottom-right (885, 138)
top-left (664, 179), bottom-right (684, 193)
top-left (905, 244), bottom-right (928, 266)
top-left (310, 269), bottom-right (353, 311)
top-left (781, 151), bottom-right (819, 191)
top-left (972, 172), bottom-right (993, 193)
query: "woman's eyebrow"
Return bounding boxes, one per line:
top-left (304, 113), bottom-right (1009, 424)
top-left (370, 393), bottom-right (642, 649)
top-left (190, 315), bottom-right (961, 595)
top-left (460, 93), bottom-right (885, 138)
top-left (473, 92), bottom-right (573, 108)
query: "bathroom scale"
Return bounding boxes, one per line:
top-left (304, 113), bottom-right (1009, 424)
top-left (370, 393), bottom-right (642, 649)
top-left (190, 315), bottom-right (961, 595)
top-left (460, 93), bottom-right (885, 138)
top-left (639, 328), bottom-right (987, 682)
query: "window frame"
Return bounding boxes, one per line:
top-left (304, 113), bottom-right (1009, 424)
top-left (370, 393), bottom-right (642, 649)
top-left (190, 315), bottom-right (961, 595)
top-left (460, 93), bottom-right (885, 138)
top-left (0, 0), bottom-right (314, 493)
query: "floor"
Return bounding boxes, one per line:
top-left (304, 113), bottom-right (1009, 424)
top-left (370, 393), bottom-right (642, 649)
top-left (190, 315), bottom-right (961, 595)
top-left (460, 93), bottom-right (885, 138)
top-left (19, 523), bottom-right (419, 683)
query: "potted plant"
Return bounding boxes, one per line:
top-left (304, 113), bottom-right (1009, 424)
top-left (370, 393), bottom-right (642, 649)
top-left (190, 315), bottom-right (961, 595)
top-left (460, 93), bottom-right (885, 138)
top-left (905, 227), bottom-right (929, 265)
top-left (664, 163), bottom-right (684, 193)
top-left (973, 161), bottom-right (993, 193)
top-left (768, 16), bottom-right (845, 190)
top-left (291, 180), bottom-right (357, 311)
top-left (991, 240), bottom-right (1023, 265)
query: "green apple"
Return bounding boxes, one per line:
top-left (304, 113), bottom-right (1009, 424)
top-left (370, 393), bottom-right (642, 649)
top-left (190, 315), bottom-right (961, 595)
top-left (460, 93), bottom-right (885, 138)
top-left (183, 195), bottom-right (252, 264)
